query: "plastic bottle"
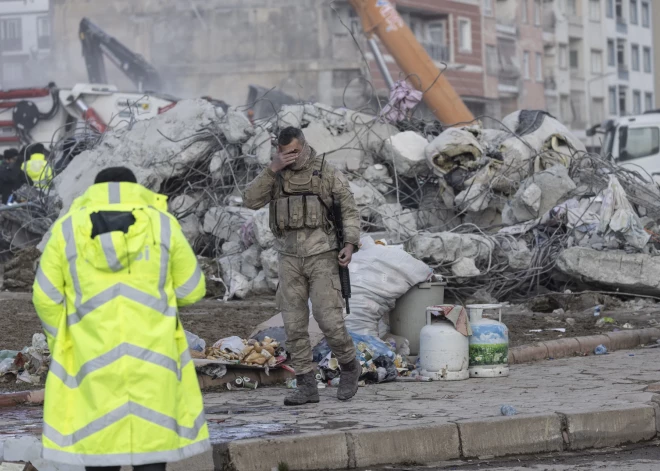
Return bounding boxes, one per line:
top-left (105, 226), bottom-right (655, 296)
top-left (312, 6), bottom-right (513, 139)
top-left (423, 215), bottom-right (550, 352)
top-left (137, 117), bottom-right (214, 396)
top-left (185, 331), bottom-right (206, 352)
top-left (593, 305), bottom-right (601, 317)
top-left (500, 405), bottom-right (517, 416)
top-left (329, 377), bottom-right (340, 387)
top-left (594, 344), bottom-right (608, 355)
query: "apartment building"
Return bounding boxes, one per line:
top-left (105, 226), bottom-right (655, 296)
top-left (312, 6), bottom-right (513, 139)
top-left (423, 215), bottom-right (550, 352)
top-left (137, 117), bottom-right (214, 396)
top-left (0, 0), bottom-right (50, 88)
top-left (538, 0), bottom-right (654, 141)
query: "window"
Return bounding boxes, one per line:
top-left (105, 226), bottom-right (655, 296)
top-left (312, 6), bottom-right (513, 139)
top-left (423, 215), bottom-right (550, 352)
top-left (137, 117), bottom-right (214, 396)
top-left (534, 0), bottom-right (541, 25)
top-left (633, 90), bottom-right (642, 114)
top-left (621, 127), bottom-right (660, 160)
top-left (592, 98), bottom-right (605, 124)
top-left (535, 52), bottom-right (543, 80)
top-left (522, 0), bottom-right (528, 23)
top-left (630, 0), bottom-right (638, 24)
top-left (632, 44), bottom-right (640, 71)
top-left (591, 50), bottom-right (603, 74)
top-left (617, 40), bottom-right (626, 68)
top-left (0, 19), bottom-right (22, 52)
top-left (568, 0), bottom-right (577, 15)
top-left (486, 45), bottom-right (499, 75)
top-left (523, 51), bottom-right (530, 79)
top-left (607, 39), bottom-right (615, 66)
top-left (589, 0), bottom-right (601, 21)
top-left (570, 49), bottom-right (579, 69)
top-left (619, 87), bottom-right (627, 115)
top-left (645, 92), bottom-right (654, 112)
top-left (483, 0), bottom-right (494, 17)
top-left (560, 95), bottom-right (571, 122)
top-left (559, 44), bottom-right (568, 69)
top-left (570, 91), bottom-right (585, 126)
top-left (458, 18), bottom-right (472, 53)
top-left (37, 16), bottom-right (50, 49)
top-left (615, 0), bottom-right (623, 20)
top-left (609, 86), bottom-right (618, 114)
top-left (641, 1), bottom-right (650, 27)
top-left (606, 0), bottom-right (614, 18)
top-left (428, 22), bottom-right (447, 46)
top-left (643, 47), bottom-right (651, 73)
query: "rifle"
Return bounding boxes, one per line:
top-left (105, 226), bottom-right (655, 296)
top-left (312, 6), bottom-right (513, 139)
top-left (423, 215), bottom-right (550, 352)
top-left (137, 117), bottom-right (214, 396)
top-left (332, 199), bottom-right (352, 314)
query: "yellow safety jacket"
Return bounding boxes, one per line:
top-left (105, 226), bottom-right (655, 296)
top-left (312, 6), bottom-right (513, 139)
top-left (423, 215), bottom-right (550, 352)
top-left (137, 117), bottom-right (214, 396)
top-left (22, 153), bottom-right (53, 189)
top-left (33, 181), bottom-right (209, 467)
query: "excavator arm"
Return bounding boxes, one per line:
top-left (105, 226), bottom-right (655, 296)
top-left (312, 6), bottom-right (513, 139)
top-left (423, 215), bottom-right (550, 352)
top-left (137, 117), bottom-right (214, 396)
top-left (79, 18), bottom-right (163, 92)
top-left (347, 0), bottom-right (474, 124)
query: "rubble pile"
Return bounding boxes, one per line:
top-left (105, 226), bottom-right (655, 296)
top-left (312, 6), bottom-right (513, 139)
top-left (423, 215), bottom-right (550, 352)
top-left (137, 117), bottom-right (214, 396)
top-left (2, 98), bottom-right (660, 303)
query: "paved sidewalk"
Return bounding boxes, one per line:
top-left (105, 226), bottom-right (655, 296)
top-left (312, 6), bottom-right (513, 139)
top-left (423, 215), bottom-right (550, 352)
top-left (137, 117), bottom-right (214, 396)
top-left (204, 349), bottom-right (660, 439)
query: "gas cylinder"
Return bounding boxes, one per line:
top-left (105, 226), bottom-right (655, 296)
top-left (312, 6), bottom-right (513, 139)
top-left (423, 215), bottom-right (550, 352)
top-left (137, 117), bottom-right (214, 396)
top-left (419, 306), bottom-right (469, 381)
top-left (466, 304), bottom-right (509, 378)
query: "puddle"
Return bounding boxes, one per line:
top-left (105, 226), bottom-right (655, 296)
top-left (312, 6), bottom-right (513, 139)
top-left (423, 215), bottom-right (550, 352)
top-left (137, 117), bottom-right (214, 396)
top-left (208, 421), bottom-right (296, 443)
top-left (205, 405), bottom-right (284, 415)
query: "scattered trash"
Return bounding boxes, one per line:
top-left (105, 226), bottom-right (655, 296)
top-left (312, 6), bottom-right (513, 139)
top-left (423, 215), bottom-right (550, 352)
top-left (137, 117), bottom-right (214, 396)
top-left (622, 323), bottom-right (634, 330)
top-left (500, 405), bottom-right (517, 416)
top-left (595, 317), bottom-right (616, 327)
top-left (285, 378), bottom-right (297, 389)
top-left (201, 336), bottom-right (286, 368)
top-left (565, 318), bottom-right (576, 326)
top-left (594, 306), bottom-right (601, 317)
top-left (594, 345), bottom-right (608, 355)
top-left (186, 331), bottom-right (207, 352)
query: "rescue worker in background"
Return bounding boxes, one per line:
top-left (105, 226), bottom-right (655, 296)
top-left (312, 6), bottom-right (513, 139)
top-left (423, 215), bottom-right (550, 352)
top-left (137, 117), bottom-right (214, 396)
top-left (243, 127), bottom-right (362, 405)
top-left (33, 167), bottom-right (209, 470)
top-left (22, 143), bottom-right (53, 189)
top-left (0, 148), bottom-right (23, 204)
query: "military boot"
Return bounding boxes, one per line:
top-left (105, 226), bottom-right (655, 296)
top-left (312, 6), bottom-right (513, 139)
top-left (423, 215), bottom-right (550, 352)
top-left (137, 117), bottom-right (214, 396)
top-left (337, 358), bottom-right (361, 401)
top-left (284, 372), bottom-right (320, 406)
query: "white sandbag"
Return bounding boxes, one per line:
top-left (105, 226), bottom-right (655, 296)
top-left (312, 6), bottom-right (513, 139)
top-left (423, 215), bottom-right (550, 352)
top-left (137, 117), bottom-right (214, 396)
top-left (344, 236), bottom-right (433, 337)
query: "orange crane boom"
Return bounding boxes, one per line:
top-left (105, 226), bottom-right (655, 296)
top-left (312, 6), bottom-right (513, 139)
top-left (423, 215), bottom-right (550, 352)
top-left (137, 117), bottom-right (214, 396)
top-left (348, 0), bottom-right (475, 124)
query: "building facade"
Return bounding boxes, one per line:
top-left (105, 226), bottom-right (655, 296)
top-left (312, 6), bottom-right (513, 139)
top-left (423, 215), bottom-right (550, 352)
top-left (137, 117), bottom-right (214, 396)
top-left (0, 0), bottom-right (50, 89)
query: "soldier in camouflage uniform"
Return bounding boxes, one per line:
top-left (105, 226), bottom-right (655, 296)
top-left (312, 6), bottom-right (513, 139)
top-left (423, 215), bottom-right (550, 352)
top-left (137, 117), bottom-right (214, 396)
top-left (243, 127), bottom-right (361, 405)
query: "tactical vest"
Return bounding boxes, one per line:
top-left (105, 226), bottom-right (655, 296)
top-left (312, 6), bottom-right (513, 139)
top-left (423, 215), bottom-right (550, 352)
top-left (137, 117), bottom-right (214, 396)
top-left (269, 155), bottom-right (333, 236)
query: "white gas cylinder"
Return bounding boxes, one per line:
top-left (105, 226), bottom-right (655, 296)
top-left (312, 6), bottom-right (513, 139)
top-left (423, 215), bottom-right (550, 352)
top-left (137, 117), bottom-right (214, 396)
top-left (419, 307), bottom-right (469, 381)
top-left (467, 304), bottom-right (510, 378)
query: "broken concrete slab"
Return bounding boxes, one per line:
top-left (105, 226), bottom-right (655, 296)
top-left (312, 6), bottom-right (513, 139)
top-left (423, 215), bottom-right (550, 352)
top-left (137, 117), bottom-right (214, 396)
top-left (349, 179), bottom-right (386, 208)
top-left (251, 270), bottom-right (273, 295)
top-left (380, 131), bottom-right (429, 178)
top-left (452, 257), bottom-right (480, 277)
top-left (251, 207), bottom-right (275, 249)
top-left (376, 203), bottom-right (418, 239)
top-left (241, 244), bottom-right (261, 269)
top-left (556, 247), bottom-right (660, 297)
top-left (218, 109), bottom-right (252, 144)
top-left (53, 99), bottom-right (220, 213)
top-left (277, 105), bottom-right (305, 129)
top-left (425, 127), bottom-right (484, 177)
top-left (503, 165), bottom-right (576, 225)
top-left (242, 127), bottom-right (272, 166)
top-left (203, 206), bottom-right (255, 241)
top-left (407, 232), bottom-right (494, 264)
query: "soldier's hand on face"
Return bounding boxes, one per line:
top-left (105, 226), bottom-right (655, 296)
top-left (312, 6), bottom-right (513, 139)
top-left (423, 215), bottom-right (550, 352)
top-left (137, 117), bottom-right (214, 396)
top-left (338, 244), bottom-right (355, 267)
top-left (270, 150), bottom-right (298, 172)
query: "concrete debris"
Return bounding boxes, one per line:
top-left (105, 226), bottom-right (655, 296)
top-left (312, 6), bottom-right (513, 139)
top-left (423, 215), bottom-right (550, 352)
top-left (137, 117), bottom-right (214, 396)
top-left (218, 109), bottom-right (253, 144)
top-left (376, 203), bottom-right (418, 239)
top-left (380, 131), bottom-right (429, 178)
top-left (407, 232), bottom-right (494, 264)
top-left (557, 247), bottom-right (660, 297)
top-left (251, 271), bottom-right (274, 295)
top-left (251, 207), bottom-right (275, 249)
top-left (452, 257), bottom-right (480, 278)
top-left (203, 206), bottom-right (254, 241)
top-left (242, 127), bottom-right (273, 166)
top-left (425, 127), bottom-right (484, 178)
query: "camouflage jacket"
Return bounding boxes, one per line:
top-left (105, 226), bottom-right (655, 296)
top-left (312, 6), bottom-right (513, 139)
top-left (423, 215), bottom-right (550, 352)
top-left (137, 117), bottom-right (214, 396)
top-left (243, 149), bottom-right (360, 257)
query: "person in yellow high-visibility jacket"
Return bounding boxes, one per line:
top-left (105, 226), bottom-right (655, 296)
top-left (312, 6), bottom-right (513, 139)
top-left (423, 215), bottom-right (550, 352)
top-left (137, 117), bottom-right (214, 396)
top-left (22, 143), bottom-right (53, 189)
top-left (33, 167), bottom-right (209, 471)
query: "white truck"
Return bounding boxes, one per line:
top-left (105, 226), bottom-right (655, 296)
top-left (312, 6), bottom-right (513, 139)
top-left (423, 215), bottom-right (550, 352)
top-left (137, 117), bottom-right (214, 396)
top-left (591, 113), bottom-right (660, 181)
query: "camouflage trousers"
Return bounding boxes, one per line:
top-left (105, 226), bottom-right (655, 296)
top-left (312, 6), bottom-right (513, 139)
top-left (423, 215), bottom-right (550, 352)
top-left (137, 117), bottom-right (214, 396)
top-left (276, 250), bottom-right (356, 375)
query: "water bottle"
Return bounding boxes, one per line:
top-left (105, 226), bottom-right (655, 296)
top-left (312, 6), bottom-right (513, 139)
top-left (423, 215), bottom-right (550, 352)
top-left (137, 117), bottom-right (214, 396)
top-left (500, 405), bottom-right (517, 416)
top-left (329, 377), bottom-right (340, 387)
top-left (593, 305), bottom-right (601, 317)
top-left (594, 344), bottom-right (608, 355)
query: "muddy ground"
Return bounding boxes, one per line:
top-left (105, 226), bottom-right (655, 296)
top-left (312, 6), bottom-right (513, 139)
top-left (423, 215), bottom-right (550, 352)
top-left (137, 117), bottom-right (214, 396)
top-left (2, 290), bottom-right (659, 352)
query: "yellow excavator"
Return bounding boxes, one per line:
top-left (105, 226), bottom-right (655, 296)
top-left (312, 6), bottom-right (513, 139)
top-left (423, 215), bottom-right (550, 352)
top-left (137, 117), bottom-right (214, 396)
top-left (347, 0), bottom-right (475, 125)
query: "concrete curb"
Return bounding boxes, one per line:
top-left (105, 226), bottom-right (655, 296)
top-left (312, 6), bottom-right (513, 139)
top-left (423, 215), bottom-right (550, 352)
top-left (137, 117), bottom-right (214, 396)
top-left (214, 404), bottom-right (660, 470)
top-left (508, 328), bottom-right (660, 364)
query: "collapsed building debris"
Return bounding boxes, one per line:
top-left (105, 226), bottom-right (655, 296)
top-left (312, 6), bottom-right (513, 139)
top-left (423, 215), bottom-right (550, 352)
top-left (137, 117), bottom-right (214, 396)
top-left (3, 95), bottom-right (660, 303)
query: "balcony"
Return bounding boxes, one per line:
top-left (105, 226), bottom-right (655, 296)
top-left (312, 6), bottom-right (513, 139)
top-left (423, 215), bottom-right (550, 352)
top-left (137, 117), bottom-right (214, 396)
top-left (618, 66), bottom-right (629, 80)
top-left (496, 21), bottom-right (517, 36)
top-left (498, 65), bottom-right (520, 94)
top-left (420, 41), bottom-right (450, 63)
top-left (616, 18), bottom-right (628, 34)
top-left (568, 15), bottom-right (583, 37)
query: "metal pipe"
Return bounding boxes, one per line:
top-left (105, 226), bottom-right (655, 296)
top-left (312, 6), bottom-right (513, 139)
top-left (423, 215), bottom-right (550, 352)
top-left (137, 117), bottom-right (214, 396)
top-left (368, 38), bottom-right (395, 90)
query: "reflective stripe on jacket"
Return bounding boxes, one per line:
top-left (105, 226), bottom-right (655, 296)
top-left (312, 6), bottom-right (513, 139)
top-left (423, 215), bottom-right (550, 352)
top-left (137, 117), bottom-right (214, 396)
top-left (33, 181), bottom-right (208, 467)
top-left (22, 153), bottom-right (53, 188)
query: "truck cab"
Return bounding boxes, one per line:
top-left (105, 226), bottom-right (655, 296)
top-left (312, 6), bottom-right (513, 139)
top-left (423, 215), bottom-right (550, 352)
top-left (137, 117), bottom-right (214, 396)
top-left (593, 113), bottom-right (660, 181)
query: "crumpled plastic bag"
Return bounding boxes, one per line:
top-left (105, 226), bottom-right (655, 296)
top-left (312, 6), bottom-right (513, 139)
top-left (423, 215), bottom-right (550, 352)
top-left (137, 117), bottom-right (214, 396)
top-left (313, 332), bottom-right (394, 363)
top-left (185, 331), bottom-right (207, 352)
top-left (212, 336), bottom-right (245, 354)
